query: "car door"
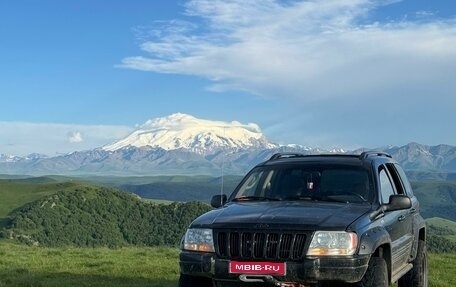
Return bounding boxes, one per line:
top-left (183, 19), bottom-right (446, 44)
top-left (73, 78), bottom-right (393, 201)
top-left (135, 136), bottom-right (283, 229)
top-left (387, 163), bottom-right (417, 260)
top-left (378, 165), bottom-right (413, 274)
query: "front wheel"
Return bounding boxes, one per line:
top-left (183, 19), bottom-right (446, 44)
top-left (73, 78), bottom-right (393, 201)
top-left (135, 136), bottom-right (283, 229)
top-left (178, 274), bottom-right (213, 287)
top-left (398, 239), bottom-right (428, 287)
top-left (356, 256), bottom-right (388, 287)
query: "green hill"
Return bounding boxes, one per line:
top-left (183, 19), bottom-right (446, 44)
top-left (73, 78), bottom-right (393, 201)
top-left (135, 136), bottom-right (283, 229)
top-left (0, 179), bottom-right (95, 228)
top-left (412, 180), bottom-right (456, 221)
top-left (427, 217), bottom-right (456, 231)
top-left (426, 217), bottom-right (456, 253)
top-left (1, 186), bottom-right (212, 247)
top-left (2, 176), bottom-right (456, 251)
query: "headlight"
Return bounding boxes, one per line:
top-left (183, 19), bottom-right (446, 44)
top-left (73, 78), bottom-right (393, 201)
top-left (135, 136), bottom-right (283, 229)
top-left (182, 228), bottom-right (215, 252)
top-left (307, 231), bottom-right (358, 256)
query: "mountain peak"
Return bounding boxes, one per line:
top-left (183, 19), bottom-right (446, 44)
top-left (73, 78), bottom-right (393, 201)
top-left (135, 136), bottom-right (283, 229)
top-left (103, 113), bottom-right (275, 153)
top-left (140, 113), bottom-right (197, 129)
top-left (139, 113), bottom-right (261, 133)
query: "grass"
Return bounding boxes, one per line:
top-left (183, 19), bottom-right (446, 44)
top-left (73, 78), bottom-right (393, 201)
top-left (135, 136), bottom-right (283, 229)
top-left (0, 181), bottom-right (56, 228)
top-left (0, 241), bottom-right (454, 287)
top-left (0, 241), bottom-right (179, 287)
top-left (428, 252), bottom-right (456, 287)
top-left (427, 217), bottom-right (456, 231)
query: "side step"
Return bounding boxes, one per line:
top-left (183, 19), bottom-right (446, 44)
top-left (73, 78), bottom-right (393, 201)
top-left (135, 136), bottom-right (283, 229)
top-left (391, 263), bottom-right (413, 283)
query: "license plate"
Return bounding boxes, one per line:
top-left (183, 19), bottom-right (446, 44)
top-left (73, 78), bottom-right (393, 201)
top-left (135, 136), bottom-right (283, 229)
top-left (229, 261), bottom-right (286, 275)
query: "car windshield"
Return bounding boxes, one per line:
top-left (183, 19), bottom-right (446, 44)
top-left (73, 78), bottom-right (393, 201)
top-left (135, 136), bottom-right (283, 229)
top-left (230, 164), bottom-right (373, 203)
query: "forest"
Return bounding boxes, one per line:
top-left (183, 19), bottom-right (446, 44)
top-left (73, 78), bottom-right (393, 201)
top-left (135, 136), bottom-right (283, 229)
top-left (1, 186), bottom-right (212, 247)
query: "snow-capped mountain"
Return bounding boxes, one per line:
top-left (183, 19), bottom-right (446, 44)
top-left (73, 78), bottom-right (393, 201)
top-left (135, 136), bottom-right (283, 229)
top-left (103, 113), bottom-right (277, 153)
top-left (0, 153), bottom-right (48, 163)
top-left (0, 114), bottom-right (455, 176)
top-left (0, 153), bottom-right (21, 163)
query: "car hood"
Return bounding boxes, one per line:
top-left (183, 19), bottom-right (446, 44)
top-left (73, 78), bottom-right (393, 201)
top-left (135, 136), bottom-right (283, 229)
top-left (191, 201), bottom-right (371, 230)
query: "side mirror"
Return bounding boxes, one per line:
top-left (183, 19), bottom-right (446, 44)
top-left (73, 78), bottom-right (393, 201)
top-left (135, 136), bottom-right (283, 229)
top-left (370, 194), bottom-right (411, 220)
top-left (385, 194), bottom-right (412, 212)
top-left (211, 194), bottom-right (227, 208)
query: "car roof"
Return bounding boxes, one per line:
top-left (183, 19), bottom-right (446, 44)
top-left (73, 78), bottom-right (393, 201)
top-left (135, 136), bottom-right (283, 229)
top-left (258, 152), bottom-right (393, 168)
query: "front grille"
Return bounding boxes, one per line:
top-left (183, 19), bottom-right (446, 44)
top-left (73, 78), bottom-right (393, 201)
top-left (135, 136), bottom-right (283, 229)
top-left (215, 230), bottom-right (308, 261)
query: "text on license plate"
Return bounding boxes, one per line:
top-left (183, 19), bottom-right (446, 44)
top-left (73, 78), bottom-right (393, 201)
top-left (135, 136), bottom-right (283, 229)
top-left (229, 261), bottom-right (286, 275)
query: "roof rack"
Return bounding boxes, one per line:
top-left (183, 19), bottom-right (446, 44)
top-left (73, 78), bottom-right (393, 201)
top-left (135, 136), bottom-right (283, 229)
top-left (359, 151), bottom-right (392, 160)
top-left (269, 153), bottom-right (306, 160)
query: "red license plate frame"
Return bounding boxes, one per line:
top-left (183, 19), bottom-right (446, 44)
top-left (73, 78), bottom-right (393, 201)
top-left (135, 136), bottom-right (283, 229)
top-left (229, 261), bottom-right (286, 275)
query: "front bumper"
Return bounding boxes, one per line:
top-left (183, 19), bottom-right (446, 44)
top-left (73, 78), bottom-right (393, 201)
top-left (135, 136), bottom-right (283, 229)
top-left (180, 251), bottom-right (370, 284)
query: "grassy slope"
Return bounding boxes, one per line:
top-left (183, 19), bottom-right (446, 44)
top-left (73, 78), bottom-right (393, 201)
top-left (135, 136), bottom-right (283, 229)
top-left (0, 241), bottom-right (454, 287)
top-left (0, 179), bottom-right (98, 228)
top-left (0, 241), bottom-right (178, 287)
top-left (0, 175), bottom-right (244, 203)
top-left (429, 252), bottom-right (456, 287)
top-left (427, 217), bottom-right (456, 243)
top-left (412, 180), bottom-right (456, 221)
top-left (427, 217), bottom-right (456, 230)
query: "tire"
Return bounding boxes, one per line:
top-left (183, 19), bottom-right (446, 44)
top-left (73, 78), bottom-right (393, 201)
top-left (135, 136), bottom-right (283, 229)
top-left (178, 274), bottom-right (213, 287)
top-left (398, 240), bottom-right (428, 287)
top-left (356, 256), bottom-right (388, 287)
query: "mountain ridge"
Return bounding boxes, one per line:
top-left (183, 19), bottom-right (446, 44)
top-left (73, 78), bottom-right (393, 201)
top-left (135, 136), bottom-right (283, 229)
top-left (1, 114), bottom-right (455, 176)
top-left (1, 142), bottom-right (455, 176)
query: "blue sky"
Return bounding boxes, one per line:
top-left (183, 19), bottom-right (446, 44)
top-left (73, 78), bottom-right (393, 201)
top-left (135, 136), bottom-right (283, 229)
top-left (1, 0), bottom-right (455, 156)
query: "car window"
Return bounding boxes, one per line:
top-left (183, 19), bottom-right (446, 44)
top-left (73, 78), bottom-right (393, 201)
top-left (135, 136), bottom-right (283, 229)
top-left (235, 170), bottom-right (268, 197)
top-left (392, 163), bottom-right (414, 197)
top-left (321, 169), bottom-right (369, 192)
top-left (379, 168), bottom-right (395, 204)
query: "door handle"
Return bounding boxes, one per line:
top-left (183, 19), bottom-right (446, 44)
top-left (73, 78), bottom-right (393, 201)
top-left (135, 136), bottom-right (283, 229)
top-left (398, 215), bottom-right (406, 222)
top-left (410, 208), bottom-right (417, 214)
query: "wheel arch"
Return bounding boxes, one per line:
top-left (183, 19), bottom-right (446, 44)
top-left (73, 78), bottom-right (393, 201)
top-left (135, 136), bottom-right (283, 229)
top-left (373, 244), bottom-right (392, 284)
top-left (419, 226), bottom-right (426, 242)
top-left (358, 227), bottom-right (391, 256)
top-left (358, 227), bottom-right (393, 283)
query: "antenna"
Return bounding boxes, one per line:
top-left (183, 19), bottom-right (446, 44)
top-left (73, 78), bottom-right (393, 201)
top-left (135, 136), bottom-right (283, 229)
top-left (220, 126), bottom-right (226, 206)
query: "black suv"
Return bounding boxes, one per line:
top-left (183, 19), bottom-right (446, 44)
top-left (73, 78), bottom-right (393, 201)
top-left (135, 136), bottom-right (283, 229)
top-left (179, 152), bottom-right (427, 287)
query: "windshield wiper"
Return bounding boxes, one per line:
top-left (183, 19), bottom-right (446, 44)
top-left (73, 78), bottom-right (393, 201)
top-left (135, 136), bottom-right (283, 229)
top-left (232, 196), bottom-right (282, 202)
top-left (282, 195), bottom-right (315, 201)
top-left (317, 195), bottom-right (351, 203)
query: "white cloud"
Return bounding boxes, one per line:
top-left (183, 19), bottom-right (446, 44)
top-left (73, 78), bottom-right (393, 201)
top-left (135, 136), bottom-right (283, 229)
top-left (415, 10), bottom-right (436, 18)
top-left (120, 0), bottom-right (456, 105)
top-left (68, 131), bottom-right (84, 143)
top-left (0, 122), bottom-right (133, 156)
top-left (117, 0), bottom-right (456, 148)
